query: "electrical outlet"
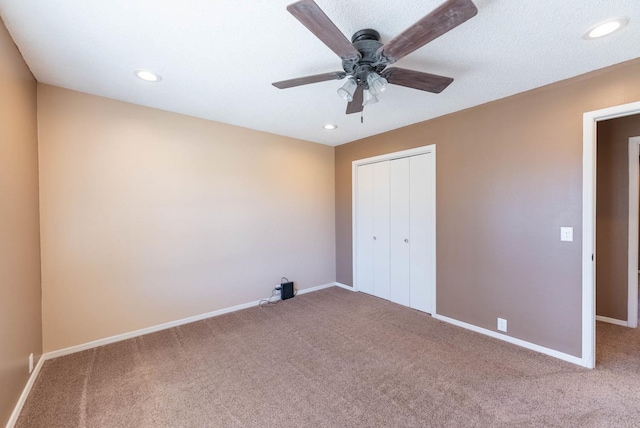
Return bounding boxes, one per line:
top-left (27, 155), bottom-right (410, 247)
top-left (497, 318), bottom-right (507, 332)
top-left (28, 353), bottom-right (34, 374)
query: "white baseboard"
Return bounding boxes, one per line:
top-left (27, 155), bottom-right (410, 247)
top-left (5, 355), bottom-right (45, 428)
top-left (45, 299), bottom-right (265, 360)
top-left (333, 282), bottom-right (355, 291)
top-left (270, 281), bottom-right (349, 302)
top-left (433, 314), bottom-right (587, 367)
top-left (296, 282), bottom-right (340, 295)
top-left (596, 315), bottom-right (629, 327)
top-left (269, 282), bottom-right (354, 302)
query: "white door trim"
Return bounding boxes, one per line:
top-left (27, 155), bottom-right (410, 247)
top-left (352, 145), bottom-right (436, 315)
top-left (628, 137), bottom-right (640, 328)
top-left (583, 101), bottom-right (640, 369)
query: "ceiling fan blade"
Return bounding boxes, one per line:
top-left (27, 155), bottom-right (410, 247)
top-left (346, 85), bottom-right (364, 114)
top-left (273, 71), bottom-right (347, 89)
top-left (377, 0), bottom-right (478, 64)
top-left (382, 67), bottom-right (453, 93)
top-left (287, 0), bottom-right (361, 61)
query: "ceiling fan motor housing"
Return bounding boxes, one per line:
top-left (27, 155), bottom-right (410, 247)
top-left (342, 29), bottom-right (386, 87)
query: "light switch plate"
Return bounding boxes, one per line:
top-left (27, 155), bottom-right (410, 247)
top-left (560, 227), bottom-right (573, 242)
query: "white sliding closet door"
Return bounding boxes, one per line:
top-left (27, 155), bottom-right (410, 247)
top-left (409, 153), bottom-right (434, 314)
top-left (390, 157), bottom-right (411, 307)
top-left (372, 161), bottom-right (391, 300)
top-left (355, 163), bottom-right (374, 296)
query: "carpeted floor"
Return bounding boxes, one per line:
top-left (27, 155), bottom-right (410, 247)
top-left (16, 287), bottom-right (640, 427)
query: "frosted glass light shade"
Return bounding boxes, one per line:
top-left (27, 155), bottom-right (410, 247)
top-left (363, 89), bottom-right (378, 106)
top-left (337, 77), bottom-right (357, 101)
top-left (367, 73), bottom-right (387, 95)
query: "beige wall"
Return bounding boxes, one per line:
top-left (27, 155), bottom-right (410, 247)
top-left (38, 85), bottom-right (335, 352)
top-left (596, 115), bottom-right (640, 321)
top-left (0, 19), bottom-right (42, 426)
top-left (336, 58), bottom-right (640, 358)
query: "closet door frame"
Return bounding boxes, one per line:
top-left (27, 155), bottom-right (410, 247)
top-left (352, 145), bottom-right (436, 312)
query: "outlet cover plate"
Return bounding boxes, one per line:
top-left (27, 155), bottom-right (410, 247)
top-left (497, 318), bottom-right (507, 332)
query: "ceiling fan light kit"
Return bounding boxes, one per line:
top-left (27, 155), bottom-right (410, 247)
top-left (272, 0), bottom-right (478, 115)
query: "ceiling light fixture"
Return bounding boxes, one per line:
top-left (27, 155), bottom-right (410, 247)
top-left (584, 18), bottom-right (629, 39)
top-left (366, 73), bottom-right (388, 96)
top-left (363, 89), bottom-right (378, 106)
top-left (337, 77), bottom-right (357, 101)
top-left (135, 70), bottom-right (162, 82)
top-left (323, 124), bottom-right (337, 130)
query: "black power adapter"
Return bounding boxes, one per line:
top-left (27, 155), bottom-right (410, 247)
top-left (280, 281), bottom-right (295, 300)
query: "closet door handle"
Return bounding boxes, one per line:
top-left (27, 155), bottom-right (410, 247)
top-left (404, 239), bottom-right (409, 243)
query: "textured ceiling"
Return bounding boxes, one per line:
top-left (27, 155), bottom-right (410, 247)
top-left (1, 0), bottom-right (639, 146)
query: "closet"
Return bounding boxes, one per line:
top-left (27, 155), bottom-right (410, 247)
top-left (353, 147), bottom-right (435, 314)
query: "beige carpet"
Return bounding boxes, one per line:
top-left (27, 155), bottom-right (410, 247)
top-left (16, 287), bottom-right (640, 427)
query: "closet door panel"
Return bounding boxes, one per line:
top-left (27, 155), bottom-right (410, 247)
top-left (372, 161), bottom-right (390, 300)
top-left (390, 157), bottom-right (411, 307)
top-left (409, 153), bottom-right (434, 313)
top-left (356, 163), bottom-right (374, 296)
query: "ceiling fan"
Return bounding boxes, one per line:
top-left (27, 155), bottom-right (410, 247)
top-left (272, 0), bottom-right (478, 115)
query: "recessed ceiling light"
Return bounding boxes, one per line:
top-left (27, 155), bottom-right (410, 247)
top-left (323, 124), bottom-right (337, 130)
top-left (584, 18), bottom-right (629, 39)
top-left (135, 70), bottom-right (162, 82)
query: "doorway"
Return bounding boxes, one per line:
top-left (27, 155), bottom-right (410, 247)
top-left (594, 127), bottom-right (640, 328)
top-left (627, 136), bottom-right (640, 327)
top-left (583, 102), bottom-right (640, 369)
